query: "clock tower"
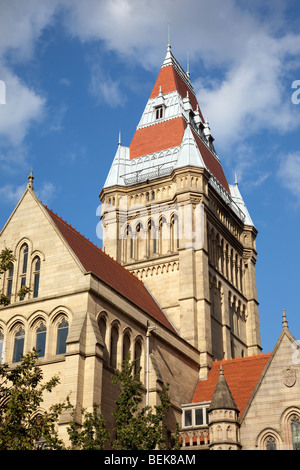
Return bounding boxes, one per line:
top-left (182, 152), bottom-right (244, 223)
top-left (100, 44), bottom-right (261, 378)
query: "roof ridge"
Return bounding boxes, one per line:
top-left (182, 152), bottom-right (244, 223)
top-left (44, 204), bottom-right (100, 250)
top-left (213, 352), bottom-right (271, 365)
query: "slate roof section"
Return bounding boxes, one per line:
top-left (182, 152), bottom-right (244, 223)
top-left (44, 205), bottom-right (177, 335)
top-left (192, 353), bottom-right (271, 416)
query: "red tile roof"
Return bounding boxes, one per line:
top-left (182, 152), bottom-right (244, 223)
top-left (192, 353), bottom-right (271, 416)
top-left (150, 64), bottom-right (202, 118)
top-left (130, 117), bottom-right (186, 159)
top-left (44, 206), bottom-right (177, 334)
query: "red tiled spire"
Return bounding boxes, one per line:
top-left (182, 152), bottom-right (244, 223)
top-left (128, 46), bottom-right (230, 193)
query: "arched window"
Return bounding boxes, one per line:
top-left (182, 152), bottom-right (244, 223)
top-left (149, 220), bottom-right (156, 255)
top-left (110, 325), bottom-right (119, 369)
top-left (99, 316), bottom-right (108, 364)
top-left (266, 437), bottom-right (277, 450)
top-left (291, 416), bottom-right (300, 450)
top-left (36, 322), bottom-right (46, 358)
top-left (19, 244), bottom-right (28, 300)
top-left (12, 326), bottom-right (25, 362)
top-left (6, 264), bottom-right (14, 300)
top-left (0, 330), bottom-right (4, 364)
top-left (33, 257), bottom-right (41, 298)
top-left (122, 332), bottom-right (130, 361)
top-left (126, 226), bottom-right (133, 261)
top-left (134, 341), bottom-right (142, 380)
top-left (56, 318), bottom-right (69, 355)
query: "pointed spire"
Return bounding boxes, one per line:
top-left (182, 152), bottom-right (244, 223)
top-left (118, 130), bottom-right (122, 146)
top-left (186, 49), bottom-right (190, 80)
top-left (27, 170), bottom-right (34, 190)
top-left (282, 309), bottom-right (289, 329)
top-left (167, 22), bottom-right (171, 51)
top-left (235, 171), bottom-right (238, 185)
top-left (209, 363), bottom-right (239, 412)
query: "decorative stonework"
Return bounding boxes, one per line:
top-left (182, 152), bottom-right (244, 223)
top-left (282, 367), bottom-right (297, 388)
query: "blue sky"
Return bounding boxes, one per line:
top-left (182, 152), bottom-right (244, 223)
top-left (0, 0), bottom-right (300, 354)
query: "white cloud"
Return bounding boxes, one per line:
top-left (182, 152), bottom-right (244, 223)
top-left (36, 182), bottom-right (57, 205)
top-left (0, 0), bottom-right (300, 191)
top-left (278, 152), bottom-right (300, 202)
top-left (0, 184), bottom-right (26, 204)
top-left (0, 65), bottom-right (45, 146)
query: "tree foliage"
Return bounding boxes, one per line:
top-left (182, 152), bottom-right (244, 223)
top-left (0, 349), bottom-right (68, 450)
top-left (67, 403), bottom-right (109, 450)
top-left (111, 354), bottom-right (172, 450)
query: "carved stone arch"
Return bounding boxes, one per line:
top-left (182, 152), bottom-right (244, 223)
top-left (280, 406), bottom-right (300, 450)
top-left (256, 427), bottom-right (282, 450)
top-left (13, 237), bottom-right (33, 258)
top-left (49, 306), bottom-right (72, 325)
top-left (7, 315), bottom-right (27, 334)
top-left (28, 310), bottom-right (48, 329)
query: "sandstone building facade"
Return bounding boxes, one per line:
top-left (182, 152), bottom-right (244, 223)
top-left (0, 45), bottom-right (299, 450)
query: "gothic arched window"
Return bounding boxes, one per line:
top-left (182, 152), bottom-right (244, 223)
top-left (56, 317), bottom-right (69, 355)
top-left (6, 264), bottom-right (14, 300)
top-left (266, 437), bottom-right (277, 450)
top-left (122, 332), bottom-right (130, 362)
top-left (36, 322), bottom-right (46, 358)
top-left (33, 257), bottom-right (41, 298)
top-left (110, 325), bottom-right (119, 369)
top-left (134, 340), bottom-right (142, 380)
top-left (13, 326), bottom-right (25, 362)
top-left (19, 244), bottom-right (28, 300)
top-left (291, 416), bottom-right (300, 450)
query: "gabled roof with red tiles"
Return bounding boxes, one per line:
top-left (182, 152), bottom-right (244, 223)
top-left (192, 353), bottom-right (271, 417)
top-left (43, 205), bottom-right (177, 334)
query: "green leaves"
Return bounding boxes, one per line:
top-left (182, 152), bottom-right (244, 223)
top-left (67, 403), bottom-right (109, 450)
top-left (0, 349), bottom-right (68, 450)
top-left (111, 354), bottom-right (171, 450)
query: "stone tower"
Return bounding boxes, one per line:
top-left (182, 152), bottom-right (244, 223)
top-left (100, 44), bottom-right (261, 378)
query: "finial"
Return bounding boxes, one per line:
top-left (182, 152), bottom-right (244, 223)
top-left (27, 170), bottom-right (34, 190)
top-left (219, 364), bottom-right (224, 375)
top-left (282, 309), bottom-right (289, 329)
top-left (167, 22), bottom-right (171, 51)
top-left (118, 130), bottom-right (121, 146)
top-left (235, 171), bottom-right (238, 185)
top-left (186, 49), bottom-right (190, 79)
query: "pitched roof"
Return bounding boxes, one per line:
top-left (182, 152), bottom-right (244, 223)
top-left (44, 205), bottom-right (177, 334)
top-left (192, 353), bottom-right (271, 416)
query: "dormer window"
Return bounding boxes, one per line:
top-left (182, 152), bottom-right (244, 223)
top-left (155, 105), bottom-right (163, 120)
